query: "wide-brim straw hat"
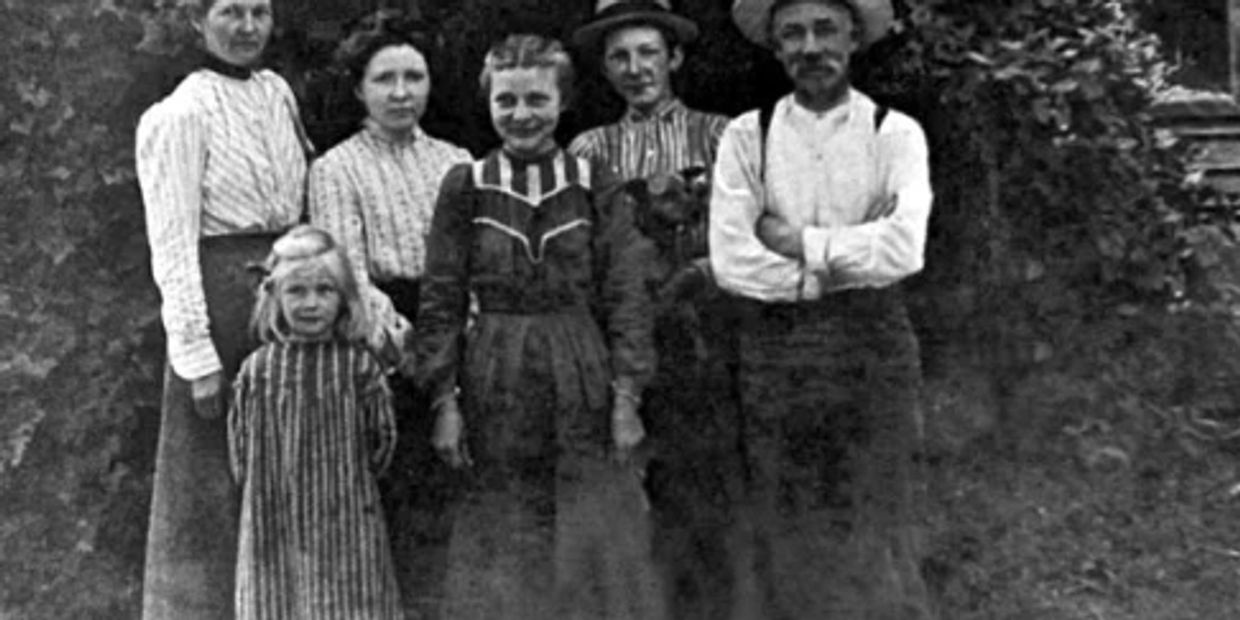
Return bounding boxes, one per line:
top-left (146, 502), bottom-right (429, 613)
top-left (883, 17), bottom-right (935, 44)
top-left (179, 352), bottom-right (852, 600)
top-left (572, 0), bottom-right (700, 50)
top-left (732, 0), bottom-right (893, 49)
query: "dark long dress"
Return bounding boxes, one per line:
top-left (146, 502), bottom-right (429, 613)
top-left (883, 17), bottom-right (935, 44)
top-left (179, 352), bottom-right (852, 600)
top-left (143, 233), bottom-right (277, 619)
top-left (228, 340), bottom-right (401, 619)
top-left (415, 148), bottom-right (660, 620)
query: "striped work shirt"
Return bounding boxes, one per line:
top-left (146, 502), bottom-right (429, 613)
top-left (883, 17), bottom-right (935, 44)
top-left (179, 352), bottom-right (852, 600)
top-left (568, 98), bottom-right (729, 181)
top-left (308, 122), bottom-right (470, 354)
top-left (136, 68), bottom-right (309, 380)
top-left (229, 340), bottom-right (400, 619)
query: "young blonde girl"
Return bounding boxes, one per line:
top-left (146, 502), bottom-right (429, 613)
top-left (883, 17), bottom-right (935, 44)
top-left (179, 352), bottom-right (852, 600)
top-left (227, 225), bottom-right (402, 619)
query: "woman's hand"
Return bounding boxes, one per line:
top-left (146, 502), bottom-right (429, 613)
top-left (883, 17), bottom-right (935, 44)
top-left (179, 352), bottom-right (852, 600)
top-left (611, 395), bottom-right (646, 463)
top-left (191, 372), bottom-right (224, 420)
top-left (432, 396), bottom-right (471, 469)
top-left (756, 213), bottom-right (804, 259)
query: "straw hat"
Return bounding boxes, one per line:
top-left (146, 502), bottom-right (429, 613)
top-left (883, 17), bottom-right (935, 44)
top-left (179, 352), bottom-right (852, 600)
top-left (731, 0), bottom-right (893, 49)
top-left (572, 0), bottom-right (699, 50)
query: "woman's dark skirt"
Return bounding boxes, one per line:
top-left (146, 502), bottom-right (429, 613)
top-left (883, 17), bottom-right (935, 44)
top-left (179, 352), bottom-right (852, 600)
top-left (730, 288), bottom-right (934, 620)
top-left (142, 232), bottom-right (276, 620)
top-left (373, 277), bottom-right (461, 617)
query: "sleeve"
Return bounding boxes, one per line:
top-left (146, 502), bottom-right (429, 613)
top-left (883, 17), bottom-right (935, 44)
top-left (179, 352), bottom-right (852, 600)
top-left (135, 100), bottom-right (222, 380)
top-left (567, 129), bottom-right (603, 165)
top-left (707, 114), bottom-right (808, 301)
top-left (273, 73), bottom-right (316, 158)
top-left (703, 114), bottom-right (731, 167)
top-left (307, 152), bottom-right (408, 362)
top-left (592, 167), bottom-right (658, 395)
top-left (226, 358), bottom-right (251, 485)
top-left (413, 164), bottom-right (475, 402)
top-left (448, 144), bottom-right (474, 167)
top-left (801, 115), bottom-right (933, 288)
top-left (358, 351), bottom-right (397, 475)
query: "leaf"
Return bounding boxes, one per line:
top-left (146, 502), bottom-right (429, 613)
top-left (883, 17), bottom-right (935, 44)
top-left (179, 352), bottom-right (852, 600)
top-left (16, 82), bottom-right (53, 110)
top-left (1034, 341), bottom-right (1054, 363)
top-left (9, 116), bottom-right (35, 136)
top-left (1051, 78), bottom-right (1079, 94)
top-left (0, 352), bottom-right (58, 381)
top-left (965, 51), bottom-right (995, 66)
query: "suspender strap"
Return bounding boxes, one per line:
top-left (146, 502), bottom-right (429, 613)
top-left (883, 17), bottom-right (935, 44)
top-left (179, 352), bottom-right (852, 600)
top-left (757, 99), bottom-right (889, 183)
top-left (757, 99), bottom-right (778, 186)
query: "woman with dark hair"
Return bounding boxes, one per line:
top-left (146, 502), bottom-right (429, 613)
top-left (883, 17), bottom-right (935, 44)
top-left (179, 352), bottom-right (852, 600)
top-left (416, 33), bottom-right (664, 620)
top-left (306, 12), bottom-right (472, 610)
top-left (309, 11), bottom-right (471, 378)
top-left (134, 0), bottom-right (312, 618)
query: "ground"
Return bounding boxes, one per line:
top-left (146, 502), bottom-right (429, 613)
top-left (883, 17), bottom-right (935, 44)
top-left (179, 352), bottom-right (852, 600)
top-left (379, 434), bottom-right (1240, 619)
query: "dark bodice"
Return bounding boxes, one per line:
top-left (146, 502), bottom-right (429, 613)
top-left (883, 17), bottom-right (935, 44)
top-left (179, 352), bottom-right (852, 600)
top-left (414, 148), bottom-right (655, 411)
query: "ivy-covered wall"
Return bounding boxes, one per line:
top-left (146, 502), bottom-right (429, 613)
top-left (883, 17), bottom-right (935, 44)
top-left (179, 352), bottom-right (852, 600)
top-left (1, 1), bottom-right (1236, 617)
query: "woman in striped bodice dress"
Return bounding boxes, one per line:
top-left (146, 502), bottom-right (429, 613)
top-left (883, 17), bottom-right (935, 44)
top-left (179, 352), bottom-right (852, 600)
top-left (228, 226), bottom-right (401, 619)
top-left (134, 1), bottom-right (311, 618)
top-left (415, 35), bottom-right (663, 620)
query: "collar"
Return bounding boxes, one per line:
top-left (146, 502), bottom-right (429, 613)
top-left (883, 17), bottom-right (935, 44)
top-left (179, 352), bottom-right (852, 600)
top-left (785, 88), bottom-right (856, 126)
top-left (201, 52), bottom-right (255, 80)
top-left (500, 144), bottom-right (562, 165)
top-left (622, 97), bottom-right (684, 124)
top-left (361, 118), bottom-right (424, 146)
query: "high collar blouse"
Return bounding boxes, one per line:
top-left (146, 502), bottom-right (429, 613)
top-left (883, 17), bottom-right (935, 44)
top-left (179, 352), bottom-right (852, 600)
top-left (307, 121), bottom-right (471, 352)
top-left (136, 67), bottom-right (310, 380)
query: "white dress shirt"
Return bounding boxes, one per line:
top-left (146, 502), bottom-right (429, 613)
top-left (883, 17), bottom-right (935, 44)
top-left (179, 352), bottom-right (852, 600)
top-left (709, 89), bottom-right (932, 301)
top-left (136, 69), bottom-right (308, 380)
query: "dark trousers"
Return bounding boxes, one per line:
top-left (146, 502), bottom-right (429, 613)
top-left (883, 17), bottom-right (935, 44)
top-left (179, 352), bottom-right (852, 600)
top-left (644, 298), bottom-right (748, 619)
top-left (729, 290), bottom-right (934, 620)
top-left (374, 278), bottom-right (461, 617)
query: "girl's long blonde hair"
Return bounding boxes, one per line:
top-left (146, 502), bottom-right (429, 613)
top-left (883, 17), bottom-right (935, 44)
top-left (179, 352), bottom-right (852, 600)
top-left (250, 225), bottom-right (369, 344)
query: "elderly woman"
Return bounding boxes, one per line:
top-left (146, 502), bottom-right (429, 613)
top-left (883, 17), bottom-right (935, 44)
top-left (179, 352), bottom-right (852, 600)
top-left (415, 34), bottom-right (663, 620)
top-left (134, 0), bottom-right (310, 618)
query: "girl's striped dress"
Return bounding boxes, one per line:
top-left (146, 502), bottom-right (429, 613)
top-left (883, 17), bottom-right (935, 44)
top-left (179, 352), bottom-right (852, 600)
top-left (227, 340), bottom-right (401, 620)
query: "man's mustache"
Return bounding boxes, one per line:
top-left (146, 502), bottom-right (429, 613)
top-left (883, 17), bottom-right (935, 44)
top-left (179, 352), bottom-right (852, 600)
top-left (791, 53), bottom-right (846, 76)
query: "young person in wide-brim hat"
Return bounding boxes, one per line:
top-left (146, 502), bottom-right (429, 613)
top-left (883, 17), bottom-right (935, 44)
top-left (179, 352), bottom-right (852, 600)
top-left (569, 2), bottom-right (743, 619)
top-left (709, 0), bottom-right (937, 617)
top-left (571, 0), bottom-right (699, 50)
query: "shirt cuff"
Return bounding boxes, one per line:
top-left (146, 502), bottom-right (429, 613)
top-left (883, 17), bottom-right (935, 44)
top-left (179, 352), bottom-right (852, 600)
top-left (802, 226), bottom-right (832, 275)
top-left (168, 335), bottom-right (223, 381)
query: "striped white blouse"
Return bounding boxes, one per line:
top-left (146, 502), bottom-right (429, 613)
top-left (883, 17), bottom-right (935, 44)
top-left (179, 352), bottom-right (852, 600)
top-left (308, 122), bottom-right (471, 356)
top-left (136, 68), bottom-right (309, 381)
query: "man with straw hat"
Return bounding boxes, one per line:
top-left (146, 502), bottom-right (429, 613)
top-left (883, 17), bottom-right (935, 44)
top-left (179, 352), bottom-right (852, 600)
top-left (570, 2), bottom-right (741, 619)
top-left (710, 0), bottom-right (936, 617)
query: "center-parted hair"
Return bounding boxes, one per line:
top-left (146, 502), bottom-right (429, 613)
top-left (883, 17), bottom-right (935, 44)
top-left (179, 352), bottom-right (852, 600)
top-left (250, 225), bottom-right (369, 344)
top-left (478, 34), bottom-right (575, 106)
top-left (334, 9), bottom-right (434, 90)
